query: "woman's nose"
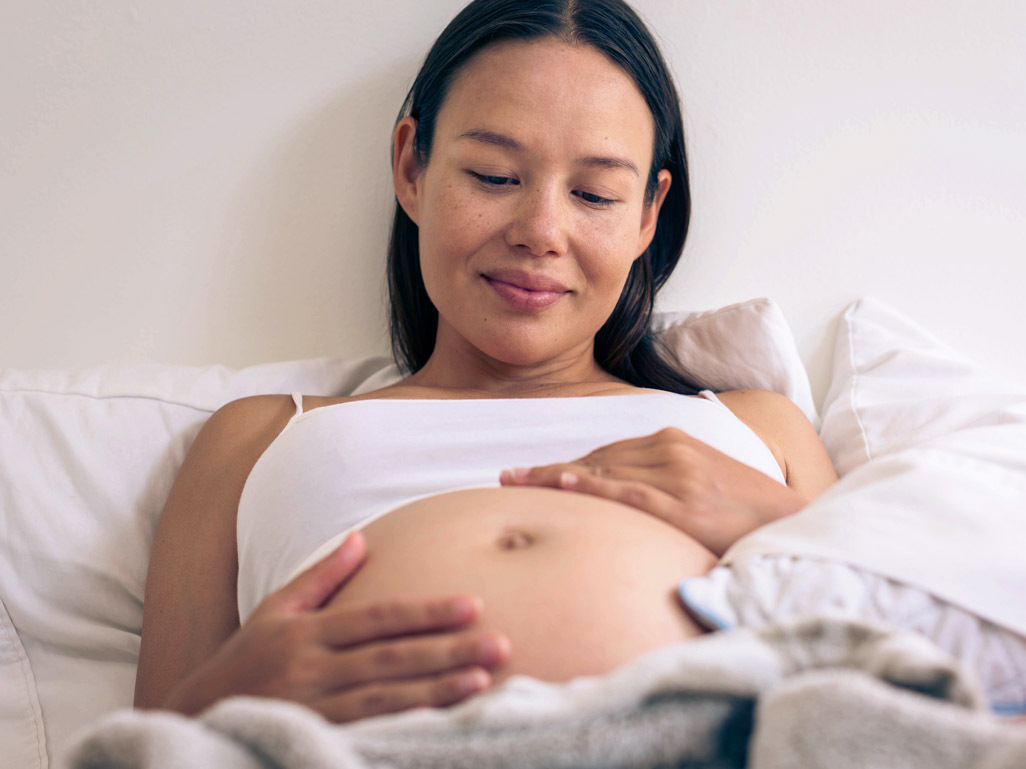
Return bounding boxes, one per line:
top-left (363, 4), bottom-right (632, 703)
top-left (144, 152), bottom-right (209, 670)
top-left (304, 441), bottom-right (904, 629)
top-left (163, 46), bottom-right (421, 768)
top-left (505, 186), bottom-right (568, 257)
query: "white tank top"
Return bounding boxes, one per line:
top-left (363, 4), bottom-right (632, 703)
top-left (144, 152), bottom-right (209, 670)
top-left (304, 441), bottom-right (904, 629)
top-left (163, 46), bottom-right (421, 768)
top-left (236, 390), bottom-right (786, 622)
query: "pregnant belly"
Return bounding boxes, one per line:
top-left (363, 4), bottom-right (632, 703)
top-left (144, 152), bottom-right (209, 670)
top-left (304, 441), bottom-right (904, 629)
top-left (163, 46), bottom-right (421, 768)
top-left (324, 486), bottom-right (717, 684)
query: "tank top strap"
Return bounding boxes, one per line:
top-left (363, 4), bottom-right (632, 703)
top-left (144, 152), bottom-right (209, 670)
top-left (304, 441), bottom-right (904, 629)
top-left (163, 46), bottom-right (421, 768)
top-left (697, 389), bottom-right (729, 410)
top-left (288, 392), bottom-right (305, 422)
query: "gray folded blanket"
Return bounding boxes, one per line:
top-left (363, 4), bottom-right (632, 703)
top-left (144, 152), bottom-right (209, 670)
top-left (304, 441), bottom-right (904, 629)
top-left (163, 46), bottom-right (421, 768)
top-left (62, 617), bottom-right (1026, 769)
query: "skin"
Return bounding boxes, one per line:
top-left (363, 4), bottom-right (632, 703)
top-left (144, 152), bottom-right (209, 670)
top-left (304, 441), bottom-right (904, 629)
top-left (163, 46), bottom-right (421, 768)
top-left (134, 37), bottom-right (839, 725)
top-left (394, 38), bottom-right (672, 393)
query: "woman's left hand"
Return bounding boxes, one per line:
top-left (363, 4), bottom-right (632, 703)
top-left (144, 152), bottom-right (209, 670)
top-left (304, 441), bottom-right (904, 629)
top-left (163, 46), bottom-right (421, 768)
top-left (498, 427), bottom-right (806, 557)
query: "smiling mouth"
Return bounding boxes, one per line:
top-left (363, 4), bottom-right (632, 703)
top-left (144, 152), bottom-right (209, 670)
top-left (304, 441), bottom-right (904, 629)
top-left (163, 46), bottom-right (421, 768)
top-left (481, 269), bottom-right (570, 293)
top-left (483, 276), bottom-right (569, 312)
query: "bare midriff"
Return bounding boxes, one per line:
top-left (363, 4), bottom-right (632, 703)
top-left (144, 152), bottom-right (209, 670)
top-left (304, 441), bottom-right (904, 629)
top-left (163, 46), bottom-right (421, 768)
top-left (324, 486), bottom-right (717, 685)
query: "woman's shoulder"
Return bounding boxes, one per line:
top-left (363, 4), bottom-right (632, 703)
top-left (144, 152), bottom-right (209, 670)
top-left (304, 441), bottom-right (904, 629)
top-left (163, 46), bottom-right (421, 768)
top-left (190, 395), bottom-right (302, 473)
top-left (711, 389), bottom-right (838, 500)
top-left (207, 394), bottom-right (299, 434)
top-left (706, 389), bottom-right (790, 476)
top-left (707, 388), bottom-right (810, 451)
top-left (709, 388), bottom-right (796, 418)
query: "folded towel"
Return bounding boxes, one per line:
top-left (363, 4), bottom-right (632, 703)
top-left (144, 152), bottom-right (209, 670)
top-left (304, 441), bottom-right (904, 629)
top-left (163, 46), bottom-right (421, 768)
top-left (62, 617), bottom-right (1026, 769)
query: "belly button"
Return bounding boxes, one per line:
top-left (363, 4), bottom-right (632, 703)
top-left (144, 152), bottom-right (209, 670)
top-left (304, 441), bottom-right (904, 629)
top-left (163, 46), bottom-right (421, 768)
top-left (497, 528), bottom-right (535, 550)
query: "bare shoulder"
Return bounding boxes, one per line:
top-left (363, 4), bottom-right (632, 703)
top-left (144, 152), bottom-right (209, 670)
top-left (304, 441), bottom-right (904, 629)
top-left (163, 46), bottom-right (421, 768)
top-left (155, 393), bottom-right (300, 567)
top-left (195, 394), bottom-right (299, 459)
top-left (170, 394), bottom-right (304, 498)
top-left (158, 393), bottom-right (301, 548)
top-left (711, 389), bottom-right (839, 502)
top-left (206, 393), bottom-right (299, 433)
top-left (711, 388), bottom-right (802, 431)
top-left (160, 394), bottom-right (302, 529)
top-left (708, 389), bottom-right (796, 468)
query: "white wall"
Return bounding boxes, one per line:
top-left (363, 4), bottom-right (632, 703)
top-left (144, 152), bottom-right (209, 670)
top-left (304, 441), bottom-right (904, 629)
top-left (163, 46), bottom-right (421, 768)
top-left (2, 0), bottom-right (1024, 408)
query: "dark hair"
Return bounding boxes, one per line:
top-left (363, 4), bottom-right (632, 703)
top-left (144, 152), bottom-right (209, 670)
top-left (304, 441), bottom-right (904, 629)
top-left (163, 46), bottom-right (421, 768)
top-left (387, 0), bottom-right (701, 394)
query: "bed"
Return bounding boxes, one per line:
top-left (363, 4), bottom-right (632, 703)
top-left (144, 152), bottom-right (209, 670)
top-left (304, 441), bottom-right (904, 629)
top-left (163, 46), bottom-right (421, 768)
top-left (2, 295), bottom-right (1025, 767)
top-left (3, 2), bottom-right (1025, 766)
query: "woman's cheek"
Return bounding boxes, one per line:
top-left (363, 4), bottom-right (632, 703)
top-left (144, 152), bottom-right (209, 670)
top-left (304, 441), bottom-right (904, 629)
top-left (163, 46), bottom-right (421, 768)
top-left (437, 187), bottom-right (500, 251)
top-left (582, 217), bottom-right (640, 278)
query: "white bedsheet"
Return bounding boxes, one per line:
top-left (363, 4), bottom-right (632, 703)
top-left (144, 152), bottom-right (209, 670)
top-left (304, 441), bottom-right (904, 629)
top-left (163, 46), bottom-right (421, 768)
top-left (680, 296), bottom-right (1026, 717)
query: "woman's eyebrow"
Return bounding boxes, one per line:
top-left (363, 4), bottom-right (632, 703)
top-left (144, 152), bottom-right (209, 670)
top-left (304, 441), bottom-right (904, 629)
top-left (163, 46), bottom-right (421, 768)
top-left (457, 128), bottom-right (640, 177)
top-left (578, 155), bottom-right (639, 177)
top-left (458, 128), bottom-right (522, 151)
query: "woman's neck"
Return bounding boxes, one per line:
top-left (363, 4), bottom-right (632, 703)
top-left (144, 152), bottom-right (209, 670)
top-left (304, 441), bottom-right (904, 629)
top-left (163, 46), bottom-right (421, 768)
top-left (405, 346), bottom-right (623, 397)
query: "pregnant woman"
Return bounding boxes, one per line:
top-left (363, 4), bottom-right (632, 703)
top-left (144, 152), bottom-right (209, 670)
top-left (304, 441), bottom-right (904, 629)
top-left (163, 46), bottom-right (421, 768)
top-left (135, 0), bottom-right (838, 724)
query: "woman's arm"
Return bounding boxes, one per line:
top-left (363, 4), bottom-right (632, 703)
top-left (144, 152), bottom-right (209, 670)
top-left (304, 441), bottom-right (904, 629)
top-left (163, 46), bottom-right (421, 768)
top-left (136, 395), bottom-right (510, 721)
top-left (500, 388), bottom-right (838, 555)
top-left (714, 388), bottom-right (839, 503)
top-left (135, 395), bottom-right (295, 709)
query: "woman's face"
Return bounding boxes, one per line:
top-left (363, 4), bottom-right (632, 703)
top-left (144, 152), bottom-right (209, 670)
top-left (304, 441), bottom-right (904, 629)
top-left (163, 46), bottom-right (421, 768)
top-left (394, 38), bottom-right (671, 372)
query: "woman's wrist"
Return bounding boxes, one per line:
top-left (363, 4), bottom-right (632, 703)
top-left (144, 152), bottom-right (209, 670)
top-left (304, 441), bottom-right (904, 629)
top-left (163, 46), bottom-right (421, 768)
top-left (161, 670), bottom-right (216, 717)
top-left (764, 483), bottom-right (807, 525)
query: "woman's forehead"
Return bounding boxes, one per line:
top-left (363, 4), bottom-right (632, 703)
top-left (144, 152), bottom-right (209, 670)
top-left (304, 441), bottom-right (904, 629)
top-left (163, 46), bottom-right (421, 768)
top-left (436, 39), bottom-right (655, 164)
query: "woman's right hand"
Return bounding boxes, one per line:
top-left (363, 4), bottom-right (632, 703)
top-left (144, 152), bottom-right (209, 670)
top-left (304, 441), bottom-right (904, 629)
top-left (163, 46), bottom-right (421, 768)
top-left (163, 531), bottom-right (511, 723)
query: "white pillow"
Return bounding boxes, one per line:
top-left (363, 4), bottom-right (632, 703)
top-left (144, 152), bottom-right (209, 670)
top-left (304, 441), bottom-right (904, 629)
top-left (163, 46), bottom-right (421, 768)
top-left (0, 355), bottom-right (399, 767)
top-left (0, 297), bottom-right (812, 764)
top-left (818, 296), bottom-right (1026, 476)
top-left (651, 296), bottom-right (818, 427)
top-left (0, 598), bottom-right (46, 769)
top-left (707, 296), bottom-right (1026, 638)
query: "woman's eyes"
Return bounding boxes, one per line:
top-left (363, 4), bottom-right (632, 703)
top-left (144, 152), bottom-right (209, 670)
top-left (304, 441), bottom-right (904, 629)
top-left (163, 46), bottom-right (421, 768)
top-left (467, 171), bottom-right (615, 208)
top-left (573, 190), bottom-right (614, 207)
top-left (469, 171), bottom-right (518, 188)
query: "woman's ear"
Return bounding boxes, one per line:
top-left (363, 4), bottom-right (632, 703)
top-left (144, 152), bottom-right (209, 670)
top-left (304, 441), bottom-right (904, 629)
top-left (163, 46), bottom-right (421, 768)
top-left (393, 117), bottom-right (423, 225)
top-left (636, 169), bottom-right (672, 258)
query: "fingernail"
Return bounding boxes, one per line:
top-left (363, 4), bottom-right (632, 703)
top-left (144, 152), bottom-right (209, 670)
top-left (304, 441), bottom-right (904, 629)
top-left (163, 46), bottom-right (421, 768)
top-left (512, 467), bottom-right (530, 479)
top-left (458, 669), bottom-right (491, 696)
top-left (450, 596), bottom-right (479, 622)
top-left (560, 471), bottom-right (578, 488)
top-left (476, 635), bottom-right (504, 663)
top-left (337, 530), bottom-right (362, 558)
top-left (499, 469), bottom-right (512, 484)
top-left (477, 634), bottom-right (511, 665)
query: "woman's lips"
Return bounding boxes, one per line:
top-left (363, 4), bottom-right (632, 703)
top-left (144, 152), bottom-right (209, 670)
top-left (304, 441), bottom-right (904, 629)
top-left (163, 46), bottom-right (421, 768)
top-left (484, 276), bottom-right (569, 312)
